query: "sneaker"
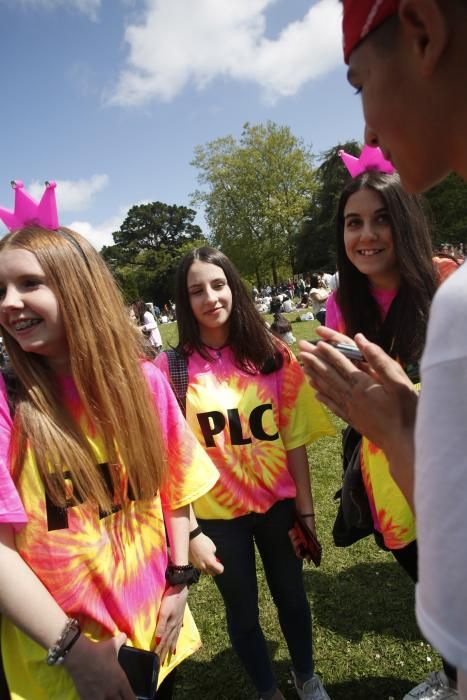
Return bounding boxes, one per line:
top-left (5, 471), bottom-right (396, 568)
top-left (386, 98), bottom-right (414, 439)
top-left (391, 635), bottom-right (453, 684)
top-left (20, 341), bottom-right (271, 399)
top-left (403, 671), bottom-right (458, 699)
top-left (292, 671), bottom-right (331, 700)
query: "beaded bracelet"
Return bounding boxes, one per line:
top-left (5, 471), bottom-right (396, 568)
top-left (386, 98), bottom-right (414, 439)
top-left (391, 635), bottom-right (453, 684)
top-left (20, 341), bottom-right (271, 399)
top-left (165, 563), bottom-right (200, 587)
top-left (46, 618), bottom-right (81, 666)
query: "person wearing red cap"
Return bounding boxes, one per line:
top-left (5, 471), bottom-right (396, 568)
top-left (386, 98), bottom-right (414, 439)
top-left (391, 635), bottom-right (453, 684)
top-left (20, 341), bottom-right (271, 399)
top-left (299, 2), bottom-right (467, 700)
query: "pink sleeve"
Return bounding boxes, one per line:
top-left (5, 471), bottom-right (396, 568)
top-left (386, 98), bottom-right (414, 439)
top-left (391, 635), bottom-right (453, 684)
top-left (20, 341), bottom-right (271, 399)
top-left (0, 374), bottom-right (27, 530)
top-left (142, 361), bottom-right (180, 440)
top-left (325, 292), bottom-right (341, 331)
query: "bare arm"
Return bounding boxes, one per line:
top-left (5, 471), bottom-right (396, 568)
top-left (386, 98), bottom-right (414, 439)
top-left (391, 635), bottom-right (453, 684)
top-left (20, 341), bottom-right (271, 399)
top-left (286, 444), bottom-right (319, 561)
top-left (156, 505), bottom-right (190, 662)
top-left (0, 524), bottom-right (68, 648)
top-left (286, 445), bottom-right (315, 520)
top-left (188, 505), bottom-right (224, 576)
top-left (0, 524), bottom-right (134, 700)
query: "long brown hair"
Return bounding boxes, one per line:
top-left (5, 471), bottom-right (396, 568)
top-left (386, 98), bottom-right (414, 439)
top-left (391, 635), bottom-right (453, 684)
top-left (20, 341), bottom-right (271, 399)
top-left (175, 246), bottom-right (288, 373)
top-left (0, 226), bottom-right (166, 511)
top-left (335, 171), bottom-right (437, 363)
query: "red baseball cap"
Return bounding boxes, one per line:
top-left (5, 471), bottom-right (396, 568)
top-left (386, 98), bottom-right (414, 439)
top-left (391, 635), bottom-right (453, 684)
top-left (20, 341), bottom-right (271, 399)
top-left (342, 0), bottom-right (399, 63)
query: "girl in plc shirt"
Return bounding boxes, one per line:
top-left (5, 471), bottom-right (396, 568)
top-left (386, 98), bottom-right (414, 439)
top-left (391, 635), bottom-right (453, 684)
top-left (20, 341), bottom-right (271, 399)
top-left (0, 224), bottom-right (217, 700)
top-left (156, 247), bottom-right (334, 700)
top-left (324, 169), bottom-right (457, 698)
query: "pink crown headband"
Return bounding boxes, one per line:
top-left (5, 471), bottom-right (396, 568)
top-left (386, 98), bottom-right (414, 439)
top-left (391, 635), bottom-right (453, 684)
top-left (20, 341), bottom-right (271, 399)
top-left (0, 180), bottom-right (59, 231)
top-left (338, 145), bottom-right (395, 178)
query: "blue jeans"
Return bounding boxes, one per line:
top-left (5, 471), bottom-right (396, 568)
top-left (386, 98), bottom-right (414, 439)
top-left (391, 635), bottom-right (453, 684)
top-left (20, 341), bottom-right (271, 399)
top-left (198, 499), bottom-right (313, 696)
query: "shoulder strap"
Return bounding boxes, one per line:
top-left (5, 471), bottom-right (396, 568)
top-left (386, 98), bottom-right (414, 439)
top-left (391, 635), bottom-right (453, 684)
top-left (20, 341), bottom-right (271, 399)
top-left (165, 348), bottom-right (188, 417)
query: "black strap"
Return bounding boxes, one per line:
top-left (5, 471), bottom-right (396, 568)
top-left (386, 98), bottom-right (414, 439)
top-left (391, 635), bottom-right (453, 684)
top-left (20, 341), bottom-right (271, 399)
top-left (165, 349), bottom-right (188, 417)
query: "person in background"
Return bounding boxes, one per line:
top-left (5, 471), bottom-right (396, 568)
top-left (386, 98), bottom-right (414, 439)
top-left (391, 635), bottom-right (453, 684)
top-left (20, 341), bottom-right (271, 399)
top-left (134, 299), bottom-right (163, 355)
top-left (299, 2), bottom-right (467, 697)
top-left (308, 275), bottom-right (330, 325)
top-left (270, 312), bottom-right (296, 346)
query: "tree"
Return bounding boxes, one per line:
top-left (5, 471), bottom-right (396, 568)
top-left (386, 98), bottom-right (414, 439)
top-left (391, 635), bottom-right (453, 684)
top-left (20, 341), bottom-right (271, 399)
top-left (424, 173), bottom-right (467, 248)
top-left (295, 140), bottom-right (361, 273)
top-left (191, 122), bottom-right (316, 286)
top-left (101, 202), bottom-right (206, 304)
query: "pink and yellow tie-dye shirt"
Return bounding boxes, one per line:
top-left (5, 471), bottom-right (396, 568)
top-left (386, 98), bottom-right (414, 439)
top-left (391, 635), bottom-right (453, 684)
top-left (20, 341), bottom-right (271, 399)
top-left (156, 347), bottom-right (334, 520)
top-left (326, 289), bottom-right (416, 549)
top-left (0, 362), bottom-right (218, 700)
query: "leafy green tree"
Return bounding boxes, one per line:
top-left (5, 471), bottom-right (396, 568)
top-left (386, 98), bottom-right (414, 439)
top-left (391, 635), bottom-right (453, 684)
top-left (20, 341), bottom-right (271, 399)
top-left (295, 140), bottom-right (361, 273)
top-left (425, 173), bottom-right (467, 248)
top-left (191, 122), bottom-right (316, 286)
top-left (101, 202), bottom-right (206, 304)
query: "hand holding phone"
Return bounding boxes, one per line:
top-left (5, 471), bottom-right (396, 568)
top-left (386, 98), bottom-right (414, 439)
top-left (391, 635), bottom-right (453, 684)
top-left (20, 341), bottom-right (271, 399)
top-left (118, 645), bottom-right (159, 700)
top-left (311, 339), bottom-right (364, 362)
top-left (293, 511), bottom-right (322, 567)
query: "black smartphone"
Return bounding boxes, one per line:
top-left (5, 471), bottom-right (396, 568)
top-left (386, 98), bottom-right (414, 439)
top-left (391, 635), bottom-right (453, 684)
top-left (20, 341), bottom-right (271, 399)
top-left (310, 339), bottom-right (364, 362)
top-left (118, 645), bottom-right (160, 700)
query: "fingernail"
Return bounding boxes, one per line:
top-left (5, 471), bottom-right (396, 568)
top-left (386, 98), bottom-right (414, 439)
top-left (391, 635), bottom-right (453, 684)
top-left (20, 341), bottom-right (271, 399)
top-left (173, 648), bottom-right (176, 655)
top-left (156, 636), bottom-right (161, 645)
top-left (216, 557), bottom-right (222, 562)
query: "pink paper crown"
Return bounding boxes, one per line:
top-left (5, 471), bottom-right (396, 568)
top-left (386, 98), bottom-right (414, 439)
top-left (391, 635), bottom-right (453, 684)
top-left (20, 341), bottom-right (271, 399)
top-left (338, 145), bottom-right (395, 178)
top-left (0, 180), bottom-right (59, 231)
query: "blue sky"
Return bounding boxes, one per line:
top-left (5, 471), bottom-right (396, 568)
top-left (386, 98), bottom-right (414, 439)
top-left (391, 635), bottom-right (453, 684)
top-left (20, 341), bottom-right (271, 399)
top-left (0, 0), bottom-right (364, 249)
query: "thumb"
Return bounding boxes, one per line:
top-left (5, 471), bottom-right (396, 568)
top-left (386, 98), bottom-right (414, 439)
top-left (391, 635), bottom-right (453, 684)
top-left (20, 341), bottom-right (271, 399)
top-left (112, 632), bottom-right (127, 655)
top-left (355, 334), bottom-right (404, 386)
top-left (212, 559), bottom-right (224, 575)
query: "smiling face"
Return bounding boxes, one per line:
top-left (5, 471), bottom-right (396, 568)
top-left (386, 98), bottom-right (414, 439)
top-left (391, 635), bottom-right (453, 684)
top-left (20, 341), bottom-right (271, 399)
top-left (187, 259), bottom-right (233, 346)
top-left (0, 247), bottom-right (69, 371)
top-left (343, 187), bottom-right (400, 289)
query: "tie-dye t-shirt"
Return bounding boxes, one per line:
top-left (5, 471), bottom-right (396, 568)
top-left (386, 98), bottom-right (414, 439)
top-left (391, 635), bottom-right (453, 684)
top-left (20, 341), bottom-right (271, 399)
top-left (326, 289), bottom-right (416, 549)
top-left (156, 347), bottom-right (334, 520)
top-left (0, 362), bottom-right (218, 699)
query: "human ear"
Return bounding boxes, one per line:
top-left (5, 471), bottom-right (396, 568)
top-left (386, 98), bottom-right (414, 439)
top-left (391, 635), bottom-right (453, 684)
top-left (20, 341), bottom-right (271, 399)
top-left (398, 0), bottom-right (448, 76)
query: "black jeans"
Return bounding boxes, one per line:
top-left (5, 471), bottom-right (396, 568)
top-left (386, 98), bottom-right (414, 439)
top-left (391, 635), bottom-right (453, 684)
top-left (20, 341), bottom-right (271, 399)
top-left (156, 669), bottom-right (176, 699)
top-left (199, 499), bottom-right (313, 696)
top-left (392, 540), bottom-right (457, 684)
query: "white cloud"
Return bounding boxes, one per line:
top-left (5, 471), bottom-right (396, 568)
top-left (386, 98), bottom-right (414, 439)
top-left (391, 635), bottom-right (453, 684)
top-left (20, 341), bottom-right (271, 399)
top-left (67, 212), bottom-right (123, 250)
top-left (109, 0), bottom-right (342, 106)
top-left (16, 0), bottom-right (101, 20)
top-left (68, 202), bottom-right (149, 251)
top-left (29, 175), bottom-right (109, 214)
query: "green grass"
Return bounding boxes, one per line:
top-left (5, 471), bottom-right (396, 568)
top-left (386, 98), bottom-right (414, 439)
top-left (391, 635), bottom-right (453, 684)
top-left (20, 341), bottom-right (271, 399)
top-left (158, 317), bottom-right (441, 700)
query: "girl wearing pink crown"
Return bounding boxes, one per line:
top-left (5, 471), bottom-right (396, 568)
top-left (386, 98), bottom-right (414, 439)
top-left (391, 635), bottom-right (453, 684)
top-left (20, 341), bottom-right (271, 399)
top-left (156, 247), bottom-right (335, 700)
top-left (321, 160), bottom-right (457, 698)
top-left (0, 182), bottom-right (218, 700)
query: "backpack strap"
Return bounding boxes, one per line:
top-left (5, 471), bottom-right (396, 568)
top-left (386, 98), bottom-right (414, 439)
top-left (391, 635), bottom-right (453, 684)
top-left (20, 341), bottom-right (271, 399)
top-left (165, 348), bottom-right (188, 417)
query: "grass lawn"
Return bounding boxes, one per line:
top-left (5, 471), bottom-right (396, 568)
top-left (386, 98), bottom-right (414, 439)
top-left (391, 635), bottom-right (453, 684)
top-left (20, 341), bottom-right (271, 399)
top-left (158, 316), bottom-right (440, 700)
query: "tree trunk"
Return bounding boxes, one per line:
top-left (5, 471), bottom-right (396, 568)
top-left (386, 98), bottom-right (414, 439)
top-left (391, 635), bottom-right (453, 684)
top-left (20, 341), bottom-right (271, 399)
top-left (271, 258), bottom-right (278, 285)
